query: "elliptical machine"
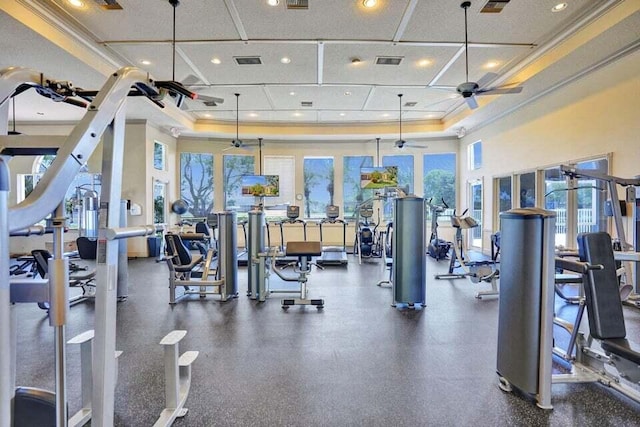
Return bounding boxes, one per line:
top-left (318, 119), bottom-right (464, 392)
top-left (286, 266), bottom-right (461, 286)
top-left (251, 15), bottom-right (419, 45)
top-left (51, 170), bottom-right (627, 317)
top-left (354, 205), bottom-right (383, 264)
top-left (427, 198), bottom-right (452, 261)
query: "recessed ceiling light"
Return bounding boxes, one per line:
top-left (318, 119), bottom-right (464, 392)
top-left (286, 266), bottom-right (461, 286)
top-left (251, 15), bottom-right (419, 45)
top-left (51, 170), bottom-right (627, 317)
top-left (203, 113), bottom-right (212, 118)
top-left (339, 113), bottom-right (346, 116)
top-left (363, 0), bottom-right (377, 8)
top-left (267, 0), bottom-right (279, 6)
top-left (289, 91), bottom-right (296, 96)
top-left (344, 91), bottom-right (352, 96)
top-left (211, 57), bottom-right (221, 65)
top-left (281, 57), bottom-right (291, 64)
top-left (140, 60), bottom-right (151, 65)
top-left (249, 113), bottom-right (258, 118)
top-left (293, 112), bottom-right (302, 117)
top-left (449, 94), bottom-right (459, 99)
top-left (552, 3), bottom-right (567, 12)
top-left (351, 57), bottom-right (362, 64)
top-left (67, 0), bottom-right (85, 8)
top-left (418, 59), bottom-right (431, 67)
top-left (484, 60), bottom-right (500, 69)
top-left (382, 113), bottom-right (390, 117)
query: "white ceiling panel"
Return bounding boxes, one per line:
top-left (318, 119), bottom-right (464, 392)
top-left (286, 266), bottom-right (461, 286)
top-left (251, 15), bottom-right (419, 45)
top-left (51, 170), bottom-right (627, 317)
top-left (323, 44), bottom-right (461, 86)
top-left (178, 42), bottom-right (318, 85)
top-left (364, 87), bottom-right (459, 112)
top-left (235, 0), bottom-right (412, 41)
top-left (185, 85), bottom-right (273, 113)
top-left (9, 90), bottom-right (86, 122)
top-left (0, 12), bottom-right (105, 89)
top-left (402, 0), bottom-right (596, 44)
top-left (49, 0), bottom-right (239, 42)
top-left (266, 86), bottom-right (371, 110)
top-left (108, 43), bottom-right (194, 81)
top-left (431, 45), bottom-right (532, 87)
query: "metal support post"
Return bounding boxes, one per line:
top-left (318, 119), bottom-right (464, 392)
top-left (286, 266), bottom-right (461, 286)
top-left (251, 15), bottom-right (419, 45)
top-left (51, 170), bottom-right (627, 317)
top-left (92, 103), bottom-right (126, 427)
top-left (0, 156), bottom-right (12, 427)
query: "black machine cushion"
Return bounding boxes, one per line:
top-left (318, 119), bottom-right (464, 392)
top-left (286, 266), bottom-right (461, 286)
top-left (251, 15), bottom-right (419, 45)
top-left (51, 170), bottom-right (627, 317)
top-left (76, 237), bottom-right (98, 260)
top-left (577, 232), bottom-right (626, 340)
top-left (601, 338), bottom-right (640, 365)
top-left (165, 233), bottom-right (203, 271)
top-left (14, 387), bottom-right (56, 427)
top-left (286, 241), bottom-right (322, 257)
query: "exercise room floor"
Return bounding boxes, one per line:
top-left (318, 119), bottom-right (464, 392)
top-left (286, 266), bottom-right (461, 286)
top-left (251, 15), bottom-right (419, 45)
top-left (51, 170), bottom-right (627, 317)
top-left (13, 254), bottom-right (640, 426)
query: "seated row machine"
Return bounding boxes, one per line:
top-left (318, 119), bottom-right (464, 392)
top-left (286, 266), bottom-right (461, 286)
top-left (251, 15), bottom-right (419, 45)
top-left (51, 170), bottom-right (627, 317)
top-left (270, 241), bottom-right (325, 309)
top-left (497, 209), bottom-right (640, 408)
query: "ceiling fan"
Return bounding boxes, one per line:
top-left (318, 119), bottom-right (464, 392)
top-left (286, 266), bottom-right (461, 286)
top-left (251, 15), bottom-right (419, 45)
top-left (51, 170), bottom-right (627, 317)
top-left (394, 94), bottom-right (428, 149)
top-left (223, 93), bottom-right (255, 151)
top-left (163, 0), bottom-right (223, 109)
top-left (454, 1), bottom-right (523, 110)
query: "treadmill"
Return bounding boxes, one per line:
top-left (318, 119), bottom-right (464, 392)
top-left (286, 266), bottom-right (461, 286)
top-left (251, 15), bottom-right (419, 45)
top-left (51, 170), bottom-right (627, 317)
top-left (276, 205), bottom-right (307, 266)
top-left (317, 205), bottom-right (348, 266)
top-left (237, 219), bottom-right (249, 267)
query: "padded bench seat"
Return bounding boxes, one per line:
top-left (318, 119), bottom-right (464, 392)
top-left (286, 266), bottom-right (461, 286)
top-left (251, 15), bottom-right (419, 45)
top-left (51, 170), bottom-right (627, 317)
top-left (285, 241), bottom-right (322, 257)
top-left (602, 338), bottom-right (640, 365)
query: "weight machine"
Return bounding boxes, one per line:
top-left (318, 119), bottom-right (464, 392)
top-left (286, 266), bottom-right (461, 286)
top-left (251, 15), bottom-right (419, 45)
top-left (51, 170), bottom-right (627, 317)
top-left (560, 165), bottom-right (640, 306)
top-left (1, 66), bottom-right (201, 426)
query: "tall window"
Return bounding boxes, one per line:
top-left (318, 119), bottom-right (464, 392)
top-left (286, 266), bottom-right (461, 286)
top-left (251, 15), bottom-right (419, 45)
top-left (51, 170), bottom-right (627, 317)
top-left (575, 158), bottom-right (608, 235)
top-left (469, 180), bottom-right (483, 248)
top-left (544, 167), bottom-right (569, 247)
top-left (154, 141), bottom-right (166, 171)
top-left (223, 155), bottom-right (254, 212)
top-left (303, 157), bottom-right (334, 219)
top-left (343, 156), bottom-right (373, 219)
top-left (180, 153), bottom-right (214, 218)
top-left (423, 153), bottom-right (456, 211)
top-left (468, 141), bottom-right (482, 170)
top-left (496, 176), bottom-right (512, 214)
top-left (519, 172), bottom-right (536, 208)
top-left (382, 155), bottom-right (413, 219)
top-left (263, 155), bottom-right (295, 220)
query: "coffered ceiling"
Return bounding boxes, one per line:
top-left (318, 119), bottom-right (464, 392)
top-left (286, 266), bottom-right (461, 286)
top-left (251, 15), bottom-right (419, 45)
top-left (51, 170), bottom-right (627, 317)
top-left (1, 0), bottom-right (639, 140)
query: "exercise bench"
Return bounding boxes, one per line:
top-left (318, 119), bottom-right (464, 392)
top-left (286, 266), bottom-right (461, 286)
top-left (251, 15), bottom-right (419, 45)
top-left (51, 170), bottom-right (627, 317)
top-left (270, 241), bottom-right (325, 309)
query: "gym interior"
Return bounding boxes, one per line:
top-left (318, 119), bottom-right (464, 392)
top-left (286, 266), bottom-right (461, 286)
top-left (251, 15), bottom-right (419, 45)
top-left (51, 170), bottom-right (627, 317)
top-left (2, 1), bottom-right (640, 426)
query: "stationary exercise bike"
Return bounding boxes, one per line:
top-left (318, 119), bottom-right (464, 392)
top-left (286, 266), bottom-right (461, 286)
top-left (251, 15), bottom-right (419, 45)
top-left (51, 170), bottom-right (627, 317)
top-left (434, 209), bottom-right (499, 298)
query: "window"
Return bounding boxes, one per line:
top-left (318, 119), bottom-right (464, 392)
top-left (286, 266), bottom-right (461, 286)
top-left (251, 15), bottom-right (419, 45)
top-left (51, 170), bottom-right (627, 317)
top-left (468, 141), bottom-right (482, 170)
top-left (153, 180), bottom-right (167, 224)
top-left (382, 155), bottom-right (413, 219)
top-left (154, 141), bottom-right (166, 171)
top-left (180, 152), bottom-right (214, 218)
top-left (544, 167), bottom-right (568, 247)
top-left (575, 158), bottom-right (608, 235)
top-left (18, 155), bottom-right (100, 229)
top-left (343, 156), bottom-right (373, 219)
top-left (263, 155), bottom-right (295, 220)
top-left (303, 157), bottom-right (334, 219)
top-left (469, 180), bottom-right (483, 248)
top-left (519, 172), bottom-right (536, 208)
top-left (496, 176), bottom-right (512, 214)
top-left (223, 155), bottom-right (255, 212)
top-left (423, 153), bottom-right (456, 214)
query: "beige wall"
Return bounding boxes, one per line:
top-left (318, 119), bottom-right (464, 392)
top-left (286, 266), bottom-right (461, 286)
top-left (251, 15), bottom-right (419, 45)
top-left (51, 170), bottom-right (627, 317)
top-left (8, 121), bottom-right (175, 257)
top-left (459, 49), bottom-right (640, 252)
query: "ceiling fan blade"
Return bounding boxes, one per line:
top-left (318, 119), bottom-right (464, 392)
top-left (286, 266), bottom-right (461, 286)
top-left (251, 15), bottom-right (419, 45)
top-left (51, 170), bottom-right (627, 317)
top-left (464, 96), bottom-right (479, 109)
top-left (405, 142), bottom-right (429, 149)
top-left (477, 86), bottom-right (523, 96)
top-left (475, 72), bottom-right (499, 89)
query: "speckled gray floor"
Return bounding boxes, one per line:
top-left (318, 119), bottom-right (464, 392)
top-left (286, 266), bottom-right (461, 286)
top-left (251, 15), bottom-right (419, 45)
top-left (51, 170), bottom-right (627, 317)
top-left (13, 254), bottom-right (640, 426)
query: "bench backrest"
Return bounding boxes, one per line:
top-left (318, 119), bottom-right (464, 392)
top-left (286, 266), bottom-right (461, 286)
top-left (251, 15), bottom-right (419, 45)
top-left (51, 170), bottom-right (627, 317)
top-left (577, 232), bottom-right (626, 340)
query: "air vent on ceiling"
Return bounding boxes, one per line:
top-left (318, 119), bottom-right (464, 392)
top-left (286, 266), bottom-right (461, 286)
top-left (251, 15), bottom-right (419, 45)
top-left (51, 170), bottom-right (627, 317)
top-left (404, 102), bottom-right (417, 107)
top-left (92, 0), bottom-right (123, 10)
top-left (234, 56), bottom-right (262, 65)
top-left (376, 56), bottom-right (403, 66)
top-left (287, 0), bottom-right (309, 9)
top-left (480, 0), bottom-right (510, 13)
top-left (301, 101), bottom-right (313, 107)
